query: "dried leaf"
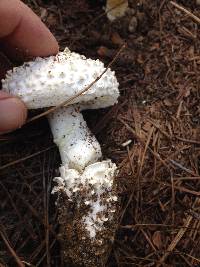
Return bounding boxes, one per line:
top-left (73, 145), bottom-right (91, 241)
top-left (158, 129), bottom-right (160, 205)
top-left (163, 99), bottom-right (172, 107)
top-left (111, 32), bottom-right (124, 46)
top-left (152, 231), bottom-right (162, 249)
top-left (106, 0), bottom-right (128, 21)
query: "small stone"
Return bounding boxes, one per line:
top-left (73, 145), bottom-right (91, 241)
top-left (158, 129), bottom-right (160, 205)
top-left (128, 16), bottom-right (138, 33)
top-left (121, 139), bottom-right (132, 147)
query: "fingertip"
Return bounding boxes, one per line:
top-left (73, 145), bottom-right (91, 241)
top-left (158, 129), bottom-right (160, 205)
top-left (0, 0), bottom-right (59, 60)
top-left (39, 33), bottom-right (59, 57)
top-left (0, 94), bottom-right (27, 133)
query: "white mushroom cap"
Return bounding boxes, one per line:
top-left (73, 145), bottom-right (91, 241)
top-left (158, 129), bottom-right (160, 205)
top-left (48, 106), bottom-right (102, 171)
top-left (2, 48), bottom-right (119, 110)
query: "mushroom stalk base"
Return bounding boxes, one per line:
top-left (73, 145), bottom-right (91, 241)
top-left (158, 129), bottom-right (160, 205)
top-left (53, 161), bottom-right (119, 267)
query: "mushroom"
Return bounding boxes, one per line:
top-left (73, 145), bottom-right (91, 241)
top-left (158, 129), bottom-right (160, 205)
top-left (2, 48), bottom-right (120, 266)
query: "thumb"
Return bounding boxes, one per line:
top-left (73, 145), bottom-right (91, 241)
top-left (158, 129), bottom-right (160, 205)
top-left (0, 91), bottom-right (27, 133)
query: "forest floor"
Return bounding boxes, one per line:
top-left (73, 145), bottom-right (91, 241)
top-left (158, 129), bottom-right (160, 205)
top-left (1, 0), bottom-right (200, 266)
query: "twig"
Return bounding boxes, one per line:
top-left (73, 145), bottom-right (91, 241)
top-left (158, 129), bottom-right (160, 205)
top-left (42, 156), bottom-right (50, 267)
top-left (147, 119), bottom-right (171, 139)
top-left (0, 182), bottom-right (36, 239)
top-left (169, 159), bottom-right (196, 176)
top-left (0, 227), bottom-right (25, 267)
top-left (0, 146), bottom-right (54, 171)
top-left (175, 136), bottom-right (200, 145)
top-left (35, 239), bottom-right (57, 267)
top-left (158, 181), bottom-right (200, 196)
top-left (118, 117), bottom-right (171, 170)
top-left (140, 229), bottom-right (157, 252)
top-left (14, 191), bottom-right (58, 239)
top-left (179, 250), bottom-right (200, 264)
top-left (173, 176), bottom-right (200, 181)
top-left (156, 215), bottom-right (193, 267)
top-left (26, 44), bottom-right (126, 123)
top-left (170, 1), bottom-right (200, 24)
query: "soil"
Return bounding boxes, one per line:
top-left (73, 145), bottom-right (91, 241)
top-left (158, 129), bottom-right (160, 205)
top-left (1, 0), bottom-right (200, 266)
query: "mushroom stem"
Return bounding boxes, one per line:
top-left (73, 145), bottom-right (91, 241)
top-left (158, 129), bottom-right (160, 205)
top-left (49, 106), bottom-right (119, 266)
top-left (48, 106), bottom-right (102, 171)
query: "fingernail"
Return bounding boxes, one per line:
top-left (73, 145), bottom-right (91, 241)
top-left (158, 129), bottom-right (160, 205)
top-left (0, 97), bottom-right (27, 133)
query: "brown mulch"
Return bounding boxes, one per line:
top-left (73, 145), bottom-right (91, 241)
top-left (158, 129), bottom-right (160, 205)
top-left (1, 0), bottom-right (200, 266)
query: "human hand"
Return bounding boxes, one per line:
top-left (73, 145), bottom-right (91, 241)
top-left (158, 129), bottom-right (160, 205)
top-left (0, 0), bottom-right (59, 133)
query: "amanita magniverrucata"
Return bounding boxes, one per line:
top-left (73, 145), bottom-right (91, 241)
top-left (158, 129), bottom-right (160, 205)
top-left (2, 48), bottom-right (120, 266)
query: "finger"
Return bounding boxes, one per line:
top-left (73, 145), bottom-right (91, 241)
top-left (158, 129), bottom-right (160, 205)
top-left (0, 91), bottom-right (27, 133)
top-left (0, 0), bottom-right (59, 61)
